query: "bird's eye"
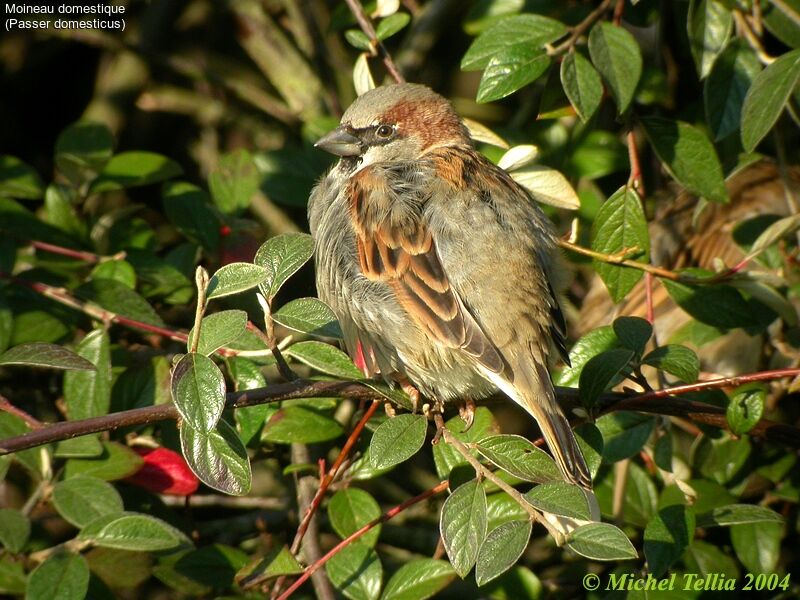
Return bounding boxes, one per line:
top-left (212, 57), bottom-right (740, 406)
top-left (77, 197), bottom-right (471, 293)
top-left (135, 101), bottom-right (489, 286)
top-left (376, 125), bottom-right (394, 138)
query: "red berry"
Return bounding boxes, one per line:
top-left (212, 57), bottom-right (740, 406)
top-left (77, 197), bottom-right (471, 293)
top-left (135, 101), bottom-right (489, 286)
top-left (125, 447), bottom-right (199, 496)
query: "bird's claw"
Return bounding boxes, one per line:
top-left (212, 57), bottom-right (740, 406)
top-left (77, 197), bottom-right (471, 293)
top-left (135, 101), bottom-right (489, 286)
top-left (459, 399), bottom-right (476, 431)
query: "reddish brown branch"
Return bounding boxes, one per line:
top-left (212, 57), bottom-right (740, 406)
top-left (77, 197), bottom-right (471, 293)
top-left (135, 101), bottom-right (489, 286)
top-left (343, 0), bottom-right (406, 83)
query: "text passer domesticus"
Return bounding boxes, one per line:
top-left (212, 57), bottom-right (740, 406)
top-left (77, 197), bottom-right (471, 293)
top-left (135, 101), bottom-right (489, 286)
top-left (308, 83), bottom-right (591, 489)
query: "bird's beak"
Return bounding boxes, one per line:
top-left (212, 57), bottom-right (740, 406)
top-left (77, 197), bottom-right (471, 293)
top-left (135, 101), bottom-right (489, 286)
top-left (315, 127), bottom-right (363, 157)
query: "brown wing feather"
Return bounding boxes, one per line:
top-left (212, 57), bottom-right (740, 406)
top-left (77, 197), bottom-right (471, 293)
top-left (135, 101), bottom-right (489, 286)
top-left (349, 166), bottom-right (504, 373)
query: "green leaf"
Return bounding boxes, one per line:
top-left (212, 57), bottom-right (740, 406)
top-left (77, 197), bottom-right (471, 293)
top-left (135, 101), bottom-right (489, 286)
top-left (0, 155), bottom-right (44, 199)
top-left (369, 413), bottom-right (427, 469)
top-left (91, 151), bottom-right (182, 192)
top-left (561, 52), bottom-right (602, 123)
top-left (237, 545), bottom-right (303, 586)
top-left (566, 523), bottom-right (638, 561)
top-left (620, 462), bottom-right (658, 528)
top-left (476, 48), bottom-right (550, 103)
top-left (326, 542), bottom-right (382, 600)
top-left (486, 493), bottom-right (527, 531)
top-left (695, 435), bottom-right (751, 484)
top-left (579, 348), bottom-right (635, 408)
top-left (192, 310), bottom-right (247, 356)
top-left (642, 344), bottom-right (700, 382)
top-left (474, 434), bottom-right (560, 483)
top-left (644, 504), bottom-right (696, 577)
top-left (661, 277), bottom-right (756, 329)
top-left (26, 552), bottom-right (89, 600)
top-left (91, 259), bottom-right (137, 289)
top-left (54, 121), bottom-right (114, 184)
top-left (44, 184), bottom-right (85, 238)
top-left (684, 539), bottom-right (741, 579)
top-left (696, 503), bottom-right (783, 528)
top-left (0, 554), bottom-right (27, 595)
top-left (731, 521), bottom-right (782, 573)
top-left (705, 40), bottom-right (761, 140)
top-left (763, 0), bottom-right (800, 48)
top-left (180, 418), bottom-right (252, 495)
top-left (64, 441), bottom-right (144, 481)
top-left (0, 412), bottom-right (43, 476)
top-left (688, 0), bottom-right (732, 79)
top-left (285, 340), bottom-right (363, 379)
top-left (641, 117), bottom-right (728, 203)
top-left (612, 316), bottom-right (652, 356)
top-left (208, 150), bottom-right (260, 215)
top-left (432, 408), bottom-right (495, 478)
top-left (461, 15), bottom-right (567, 70)
top-left (475, 520), bottom-right (532, 586)
top-left (207, 262), bottom-right (270, 299)
top-left (162, 181), bottom-right (220, 253)
top-left (524, 482), bottom-right (591, 520)
top-left (574, 423), bottom-right (604, 479)
top-left (741, 48), bottom-right (800, 152)
top-left (229, 357), bottom-right (271, 445)
top-left (75, 278), bottom-right (166, 327)
top-left (0, 509), bottom-right (30, 552)
top-left (376, 12), bottom-right (410, 40)
top-left (79, 512), bottom-right (192, 551)
top-left (253, 232), bottom-right (314, 301)
top-left (555, 326), bottom-right (619, 387)
top-left (0, 342), bottom-right (95, 371)
top-left (345, 29), bottom-right (372, 51)
top-left (328, 488), bottom-right (382, 548)
top-left (590, 187), bottom-right (650, 302)
top-left (173, 544), bottom-right (248, 589)
top-left (272, 297), bottom-right (343, 338)
top-left (726, 383), bottom-right (765, 435)
top-left (261, 406), bottom-right (343, 444)
top-left (380, 559), bottom-right (455, 600)
top-left (171, 352), bottom-right (226, 432)
top-left (588, 22), bottom-right (642, 113)
top-left (440, 480), bottom-right (488, 578)
top-left (52, 476), bottom-right (124, 528)
top-left (595, 412), bottom-right (655, 462)
top-left (64, 329), bottom-right (111, 420)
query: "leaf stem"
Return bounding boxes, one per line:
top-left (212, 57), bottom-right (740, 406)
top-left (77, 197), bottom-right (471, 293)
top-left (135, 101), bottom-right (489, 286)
top-left (548, 0), bottom-right (613, 56)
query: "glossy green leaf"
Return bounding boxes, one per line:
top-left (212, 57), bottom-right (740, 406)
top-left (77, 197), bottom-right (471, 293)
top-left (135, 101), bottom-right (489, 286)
top-left (75, 278), bottom-right (165, 327)
top-left (644, 504), bottom-right (696, 577)
top-left (0, 509), bottom-right (30, 552)
top-left (181, 418), bottom-right (251, 495)
top-left (26, 552), bottom-right (89, 600)
top-left (590, 187), bottom-right (650, 302)
top-left (696, 503), bottom-right (783, 528)
top-left (486, 493), bottom-right (528, 531)
top-left (641, 117), bottom-right (728, 203)
top-left (79, 512), bottom-right (192, 551)
top-left (171, 352), bottom-right (226, 432)
top-left (253, 232), bottom-right (314, 301)
top-left (642, 344), bottom-right (700, 382)
top-left (731, 521), bottom-right (782, 573)
top-left (262, 406), bottom-right (343, 444)
top-left (207, 262), bottom-right (270, 299)
top-left (440, 480), bottom-right (488, 578)
top-left (91, 151), bottom-right (182, 192)
top-left (237, 545), bottom-right (303, 587)
top-left (695, 435), bottom-right (751, 484)
top-left (328, 488), bottom-right (382, 548)
top-left (209, 149), bottom-right (260, 215)
top-left (595, 412), bottom-right (656, 462)
top-left (162, 181), bottom-right (220, 252)
top-left (380, 558), bottom-right (455, 600)
top-left (369, 413), bottom-right (427, 469)
top-left (432, 408), bottom-right (495, 478)
top-left (272, 297), bottom-right (343, 338)
top-left (566, 523), bottom-right (638, 560)
top-left (574, 423), bottom-right (604, 479)
top-left (285, 340), bottom-right (363, 379)
top-left (345, 29), bottom-right (372, 51)
top-left (555, 326), bottom-right (620, 387)
top-left (0, 342), bottom-right (94, 371)
top-left (64, 441), bottom-right (143, 481)
top-left (612, 316), bottom-right (652, 356)
top-left (0, 155), bottom-right (44, 199)
top-left (52, 476), bottom-right (124, 528)
top-left (579, 348), bottom-right (635, 408)
top-left (461, 14), bottom-right (566, 70)
top-left (91, 259), bottom-right (137, 289)
top-left (662, 277), bottom-right (756, 329)
top-left (741, 48), bottom-right (800, 152)
top-left (560, 52), bottom-right (602, 122)
top-left (524, 482), bottom-right (591, 520)
top-left (192, 310), bottom-right (247, 356)
top-left (327, 542), bottom-right (382, 600)
top-left (705, 40), bottom-right (761, 140)
top-left (762, 0), bottom-right (800, 48)
top-left (688, 0), bottom-right (732, 79)
top-left (229, 357), bottom-right (271, 445)
top-left (475, 520), bottom-right (532, 586)
top-left (475, 434), bottom-right (560, 483)
top-left (588, 22), bottom-right (642, 113)
top-left (476, 47), bottom-right (550, 103)
top-left (54, 121), bottom-right (114, 184)
top-left (376, 12), bottom-right (410, 40)
top-left (63, 329), bottom-right (111, 421)
top-left (726, 383), bottom-right (765, 435)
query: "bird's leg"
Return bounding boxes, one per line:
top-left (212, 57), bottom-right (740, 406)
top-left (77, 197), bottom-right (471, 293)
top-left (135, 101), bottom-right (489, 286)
top-left (458, 398), bottom-right (476, 432)
top-left (383, 401), bottom-right (396, 418)
top-left (390, 373), bottom-right (421, 413)
top-left (427, 398), bottom-right (446, 444)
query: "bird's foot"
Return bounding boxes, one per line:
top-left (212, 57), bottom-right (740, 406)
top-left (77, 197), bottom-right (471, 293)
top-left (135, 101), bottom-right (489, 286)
top-left (426, 399), bottom-right (446, 444)
top-left (383, 401), bottom-right (396, 418)
top-left (458, 399), bottom-right (476, 432)
top-left (390, 374), bottom-right (421, 413)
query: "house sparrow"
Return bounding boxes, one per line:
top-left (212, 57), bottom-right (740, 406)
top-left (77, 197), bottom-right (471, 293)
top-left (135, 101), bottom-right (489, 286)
top-left (308, 83), bottom-right (591, 489)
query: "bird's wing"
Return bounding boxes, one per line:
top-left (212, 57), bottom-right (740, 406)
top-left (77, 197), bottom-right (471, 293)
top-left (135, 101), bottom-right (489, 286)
top-left (348, 163), bottom-right (504, 374)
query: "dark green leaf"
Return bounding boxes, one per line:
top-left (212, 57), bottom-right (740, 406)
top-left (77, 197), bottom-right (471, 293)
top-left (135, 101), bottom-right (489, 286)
top-left (285, 340), bottom-right (363, 379)
top-left (588, 22), bottom-right (642, 113)
top-left (91, 151), bottom-right (182, 192)
top-left (0, 155), bottom-right (44, 199)
top-left (0, 509), bottom-right (29, 552)
top-left (762, 0), bottom-right (800, 48)
top-left (696, 503), bottom-right (783, 528)
top-left (612, 316), bottom-right (652, 355)
top-left (641, 117), bottom-right (728, 203)
top-left (595, 412), bottom-right (655, 462)
top-left (590, 187), bottom-right (650, 302)
top-left (326, 542), bottom-right (382, 600)
top-left (0, 412), bottom-right (42, 476)
top-left (642, 344), bottom-right (700, 382)
top-left (192, 310), bottom-right (247, 356)
top-left (475, 520), bottom-right (532, 586)
top-left (440, 480), bottom-right (488, 578)
top-left (272, 297), bottom-right (343, 338)
top-left (253, 232), bottom-right (314, 301)
top-left (54, 122), bottom-right (114, 184)
top-left (171, 352), bottom-right (226, 432)
top-left (380, 559), bottom-right (455, 600)
top-left (369, 413), bottom-right (427, 469)
top-left (579, 348), bottom-right (635, 409)
top-left (26, 552), bottom-right (89, 600)
top-left (695, 435), bottom-right (751, 484)
top-left (741, 48), bottom-right (800, 152)
top-left (207, 262), bottom-right (269, 299)
top-left (705, 40), bottom-right (761, 140)
top-left (620, 461), bottom-right (658, 528)
top-left (731, 521), bottom-right (782, 573)
top-left (208, 150), bottom-right (260, 215)
top-left (475, 434), bottom-right (560, 483)
top-left (554, 325), bottom-right (619, 387)
top-left (261, 406), bottom-right (343, 444)
top-left (162, 181), bottom-right (220, 252)
top-left (237, 545), bottom-right (303, 587)
top-left (52, 476), bottom-right (124, 528)
top-left (228, 357), bottom-right (271, 445)
top-left (688, 0), bottom-right (732, 79)
top-left (661, 277), bottom-right (756, 329)
top-left (64, 441), bottom-right (143, 481)
top-left (684, 539), bottom-right (741, 578)
top-left (574, 423), bottom-right (604, 479)
top-left (476, 48), bottom-right (550, 103)
top-left (328, 488), bottom-right (382, 548)
top-left (376, 12), bottom-right (410, 40)
top-left (560, 52), bottom-right (602, 122)
top-left (461, 15), bottom-right (567, 70)
top-left (726, 383), bottom-right (765, 435)
top-left (524, 482), bottom-right (591, 520)
top-left (75, 278), bottom-right (165, 327)
top-left (44, 184), bottom-right (86, 238)
top-left (64, 329), bottom-right (111, 420)
top-left (180, 418), bottom-right (252, 495)
top-left (0, 555), bottom-right (27, 595)
top-left (0, 342), bottom-right (94, 371)
top-left (79, 512), bottom-right (192, 551)
top-left (566, 523), bottom-right (638, 560)
top-left (644, 504), bottom-right (696, 577)
top-left (174, 544), bottom-right (248, 589)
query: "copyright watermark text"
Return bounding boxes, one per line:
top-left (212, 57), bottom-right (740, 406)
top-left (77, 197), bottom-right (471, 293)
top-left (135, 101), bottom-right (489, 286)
top-left (582, 572), bottom-right (792, 593)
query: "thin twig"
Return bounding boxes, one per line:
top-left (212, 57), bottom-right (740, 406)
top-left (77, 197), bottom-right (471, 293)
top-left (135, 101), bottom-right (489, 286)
top-left (0, 394), bottom-right (43, 430)
top-left (558, 239), bottom-right (680, 280)
top-left (548, 0), bottom-right (613, 56)
top-left (29, 241), bottom-right (126, 265)
top-left (343, 0), bottom-right (406, 83)
top-left (733, 10), bottom-right (776, 65)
